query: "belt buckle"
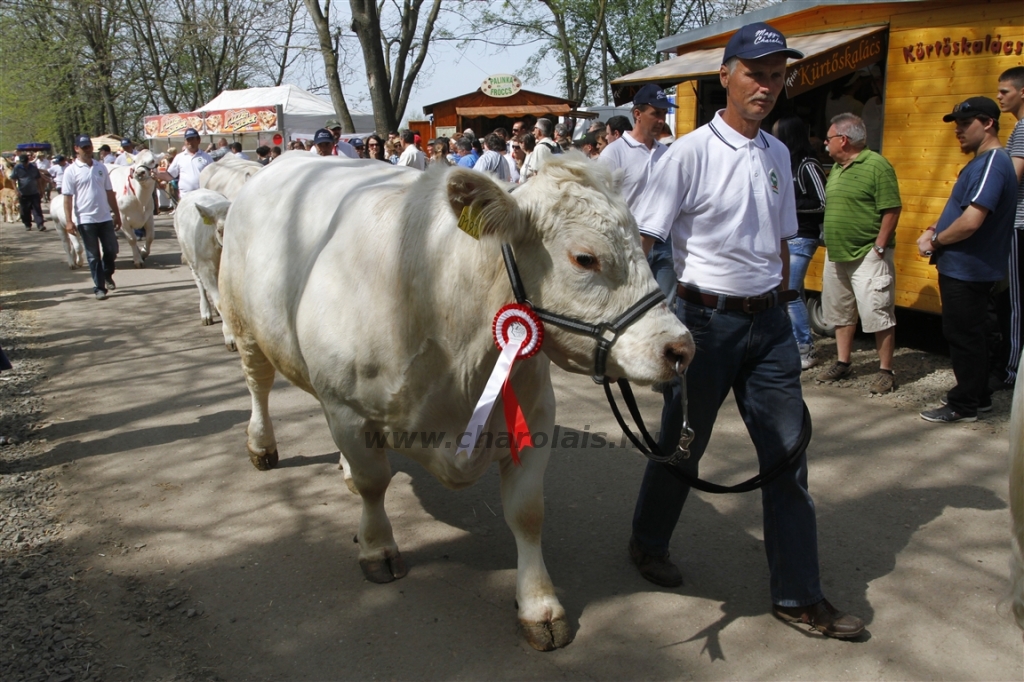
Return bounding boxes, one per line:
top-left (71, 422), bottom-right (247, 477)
top-left (742, 294), bottom-right (769, 314)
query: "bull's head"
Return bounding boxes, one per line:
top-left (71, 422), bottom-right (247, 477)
top-left (131, 150), bottom-right (158, 183)
top-left (444, 154), bottom-right (693, 385)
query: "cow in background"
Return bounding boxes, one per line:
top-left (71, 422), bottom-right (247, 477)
top-left (0, 188), bottom-right (18, 224)
top-left (107, 151), bottom-right (157, 267)
top-left (219, 153), bottom-right (693, 650)
top-left (173, 188), bottom-right (234, 350)
top-left (199, 155), bottom-right (262, 200)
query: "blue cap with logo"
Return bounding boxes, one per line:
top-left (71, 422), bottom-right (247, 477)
top-left (74, 135), bottom-right (92, 148)
top-left (121, 137), bottom-right (133, 147)
top-left (632, 84), bottom-right (673, 110)
top-left (722, 22), bottom-right (804, 64)
top-left (183, 127), bottom-right (200, 139)
top-left (313, 128), bottom-right (335, 145)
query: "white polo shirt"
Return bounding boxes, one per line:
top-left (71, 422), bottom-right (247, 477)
top-left (167, 148), bottom-right (214, 194)
top-left (397, 145), bottom-right (425, 170)
top-left (62, 158), bottom-right (113, 224)
top-left (598, 131), bottom-right (667, 211)
top-left (633, 111), bottom-right (797, 297)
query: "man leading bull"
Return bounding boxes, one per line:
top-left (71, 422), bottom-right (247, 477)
top-left (628, 22), bottom-right (865, 639)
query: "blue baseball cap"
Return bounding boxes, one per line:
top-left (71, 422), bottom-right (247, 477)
top-left (632, 84), bottom-right (673, 110)
top-left (313, 128), bottom-right (335, 145)
top-left (121, 137), bottom-right (133, 146)
top-left (183, 127), bottom-right (200, 139)
top-left (74, 135), bottom-right (92, 148)
top-left (722, 22), bottom-right (804, 64)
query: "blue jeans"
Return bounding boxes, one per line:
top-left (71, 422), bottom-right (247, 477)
top-left (648, 237), bottom-right (676, 306)
top-left (787, 237), bottom-right (818, 347)
top-left (631, 300), bottom-right (824, 607)
top-left (78, 221), bottom-right (118, 293)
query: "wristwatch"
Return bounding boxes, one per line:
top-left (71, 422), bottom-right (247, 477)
top-left (872, 244), bottom-right (885, 256)
top-left (930, 231), bottom-right (940, 246)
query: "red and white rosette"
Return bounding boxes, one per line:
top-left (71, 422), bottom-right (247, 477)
top-left (458, 304), bottom-right (544, 463)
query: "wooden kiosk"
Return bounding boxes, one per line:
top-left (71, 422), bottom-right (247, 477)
top-left (612, 0), bottom-right (1023, 317)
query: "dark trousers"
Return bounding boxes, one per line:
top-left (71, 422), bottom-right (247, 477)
top-left (78, 221), bottom-right (118, 293)
top-left (939, 273), bottom-right (995, 416)
top-left (18, 193), bottom-right (43, 228)
top-left (992, 229), bottom-right (1024, 384)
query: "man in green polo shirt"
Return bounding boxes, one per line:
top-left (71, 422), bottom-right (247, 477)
top-left (817, 113), bottom-right (902, 394)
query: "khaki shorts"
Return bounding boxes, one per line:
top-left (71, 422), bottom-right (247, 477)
top-left (822, 250), bottom-right (896, 333)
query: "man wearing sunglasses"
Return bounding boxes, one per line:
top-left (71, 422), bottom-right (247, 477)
top-left (817, 113), bottom-right (902, 395)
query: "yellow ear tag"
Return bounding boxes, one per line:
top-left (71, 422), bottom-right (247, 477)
top-left (457, 205), bottom-right (483, 240)
top-left (201, 215), bottom-right (214, 226)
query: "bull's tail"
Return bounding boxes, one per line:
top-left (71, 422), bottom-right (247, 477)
top-left (1010, 357), bottom-right (1024, 633)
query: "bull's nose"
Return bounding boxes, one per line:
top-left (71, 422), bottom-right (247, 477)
top-left (664, 334), bottom-right (695, 373)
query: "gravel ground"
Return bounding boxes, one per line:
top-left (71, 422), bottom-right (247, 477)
top-left (0, 230), bottom-right (1014, 680)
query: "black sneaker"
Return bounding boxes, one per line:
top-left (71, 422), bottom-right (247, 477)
top-left (95, 290), bottom-right (109, 301)
top-left (989, 374), bottom-right (1014, 392)
top-left (940, 395), bottom-right (991, 413)
top-left (104, 276), bottom-right (116, 291)
top-left (920, 405), bottom-right (976, 423)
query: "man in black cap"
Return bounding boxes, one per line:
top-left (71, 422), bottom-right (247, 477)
top-left (11, 153), bottom-right (46, 231)
top-left (62, 135), bottom-right (122, 300)
top-left (629, 21), bottom-right (865, 639)
top-left (917, 97), bottom-right (1018, 423)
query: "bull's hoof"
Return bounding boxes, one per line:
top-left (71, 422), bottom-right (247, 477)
top-left (133, 262), bottom-right (144, 269)
top-left (248, 448), bottom-right (279, 471)
top-left (520, 618), bottom-right (574, 651)
top-left (225, 340), bottom-right (237, 352)
top-left (359, 552), bottom-right (408, 583)
top-left (201, 317), bottom-right (214, 326)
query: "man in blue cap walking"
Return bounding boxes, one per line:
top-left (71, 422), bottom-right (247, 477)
top-left (628, 22), bottom-right (865, 639)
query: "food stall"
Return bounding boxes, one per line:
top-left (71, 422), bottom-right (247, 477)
top-left (612, 0), bottom-right (1023, 317)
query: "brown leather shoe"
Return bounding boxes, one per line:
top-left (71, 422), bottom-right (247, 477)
top-left (628, 537), bottom-right (683, 587)
top-left (773, 599), bottom-right (865, 639)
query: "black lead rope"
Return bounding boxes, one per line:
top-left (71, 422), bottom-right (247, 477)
top-left (500, 242), bottom-right (810, 494)
top-left (604, 377), bottom-right (813, 494)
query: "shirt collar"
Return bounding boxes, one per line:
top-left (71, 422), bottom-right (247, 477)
top-left (708, 110), bottom-right (769, 151)
top-left (73, 158), bottom-right (94, 168)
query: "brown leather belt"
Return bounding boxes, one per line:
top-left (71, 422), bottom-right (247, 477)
top-left (677, 284), bottom-right (798, 313)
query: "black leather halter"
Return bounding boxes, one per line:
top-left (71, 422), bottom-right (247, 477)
top-left (500, 243), bottom-right (664, 382)
top-left (500, 242), bottom-right (811, 494)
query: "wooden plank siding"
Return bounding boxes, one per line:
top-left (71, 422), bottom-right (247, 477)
top-left (670, 0), bottom-right (1023, 316)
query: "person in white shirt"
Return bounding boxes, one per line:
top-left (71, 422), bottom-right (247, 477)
top-left (115, 138), bottom-right (136, 166)
top-left (62, 135), bottom-right (123, 300)
top-left (397, 130), bottom-right (426, 170)
top-left (228, 142), bottom-right (250, 160)
top-left (310, 128), bottom-right (337, 156)
top-left (157, 128), bottom-right (213, 197)
top-left (325, 119), bottom-right (360, 159)
top-left (48, 155), bottom-right (66, 200)
top-left (473, 134), bottom-right (510, 181)
top-left (629, 21), bottom-right (865, 640)
top-left (599, 84), bottom-right (673, 299)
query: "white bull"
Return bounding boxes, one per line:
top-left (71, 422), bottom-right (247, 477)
top-left (173, 188), bottom-right (234, 350)
top-left (199, 156), bottom-right (263, 200)
top-left (47, 196), bottom-right (88, 269)
top-left (107, 151), bottom-right (157, 267)
top-left (219, 151), bottom-right (693, 651)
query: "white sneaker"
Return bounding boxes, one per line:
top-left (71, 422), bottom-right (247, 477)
top-left (799, 344), bottom-right (818, 371)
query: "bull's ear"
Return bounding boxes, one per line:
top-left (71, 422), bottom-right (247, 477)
top-left (446, 168), bottom-right (524, 241)
top-left (194, 203), bottom-right (218, 226)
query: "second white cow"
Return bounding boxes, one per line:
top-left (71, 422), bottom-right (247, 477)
top-left (199, 156), bottom-right (263, 200)
top-left (173, 188), bottom-right (234, 350)
top-left (47, 197), bottom-right (88, 269)
top-left (107, 151), bottom-right (157, 267)
top-left (219, 152), bottom-right (693, 651)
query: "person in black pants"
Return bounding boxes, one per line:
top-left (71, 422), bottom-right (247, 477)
top-left (918, 97), bottom-right (1019, 422)
top-left (10, 154), bottom-right (46, 231)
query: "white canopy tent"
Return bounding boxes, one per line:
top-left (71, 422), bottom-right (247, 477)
top-left (199, 84), bottom-right (376, 138)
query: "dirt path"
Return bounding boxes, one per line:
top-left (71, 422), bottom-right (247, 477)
top-left (1, 215), bottom-right (1021, 681)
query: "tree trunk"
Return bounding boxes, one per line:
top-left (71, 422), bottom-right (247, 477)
top-left (349, 0), bottom-right (397, 133)
top-left (302, 0), bottom-right (355, 132)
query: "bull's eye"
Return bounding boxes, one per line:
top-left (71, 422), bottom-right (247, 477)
top-left (570, 252), bottom-right (600, 271)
